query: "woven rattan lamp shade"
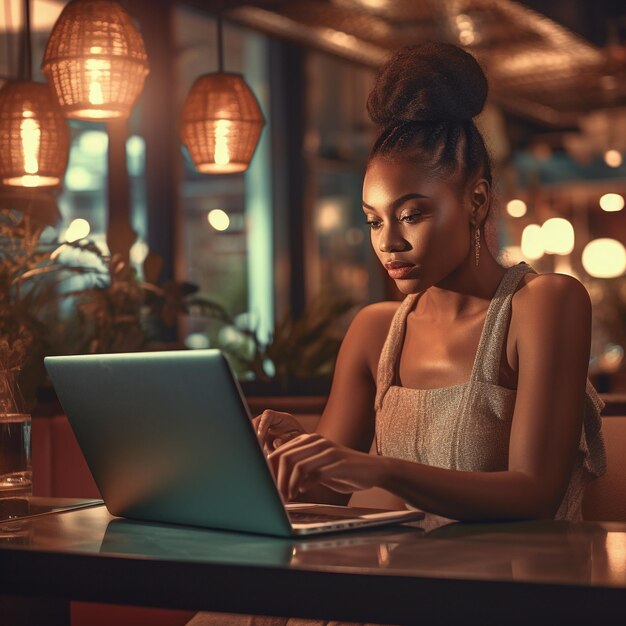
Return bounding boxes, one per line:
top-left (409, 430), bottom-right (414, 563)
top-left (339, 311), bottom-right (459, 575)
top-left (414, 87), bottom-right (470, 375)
top-left (41, 0), bottom-right (149, 121)
top-left (180, 72), bottom-right (265, 174)
top-left (0, 81), bottom-right (70, 187)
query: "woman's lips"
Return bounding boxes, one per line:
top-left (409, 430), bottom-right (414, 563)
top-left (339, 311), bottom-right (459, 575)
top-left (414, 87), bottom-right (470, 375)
top-left (385, 262), bottom-right (418, 279)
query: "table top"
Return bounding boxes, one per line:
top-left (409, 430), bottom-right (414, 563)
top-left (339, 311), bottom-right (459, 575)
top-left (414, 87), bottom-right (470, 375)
top-left (2, 502), bottom-right (626, 624)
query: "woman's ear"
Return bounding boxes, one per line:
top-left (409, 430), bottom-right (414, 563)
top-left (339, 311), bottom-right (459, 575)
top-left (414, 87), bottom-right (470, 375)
top-left (469, 178), bottom-right (491, 226)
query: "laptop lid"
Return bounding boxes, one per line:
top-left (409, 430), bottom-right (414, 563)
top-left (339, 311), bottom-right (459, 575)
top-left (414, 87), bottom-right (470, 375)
top-left (45, 350), bottom-right (423, 537)
top-left (45, 350), bottom-right (294, 536)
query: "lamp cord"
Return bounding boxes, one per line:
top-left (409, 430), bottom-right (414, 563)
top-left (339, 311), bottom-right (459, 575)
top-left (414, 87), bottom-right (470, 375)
top-left (217, 11), bottom-right (224, 73)
top-left (3, 0), bottom-right (15, 80)
top-left (23, 0), bottom-right (32, 82)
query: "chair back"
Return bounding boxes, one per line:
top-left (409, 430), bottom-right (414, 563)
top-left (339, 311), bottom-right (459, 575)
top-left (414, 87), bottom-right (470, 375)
top-left (583, 416), bottom-right (626, 522)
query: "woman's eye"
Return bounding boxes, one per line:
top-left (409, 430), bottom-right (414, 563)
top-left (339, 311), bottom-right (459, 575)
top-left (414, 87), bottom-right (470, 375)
top-left (400, 213), bottom-right (421, 223)
top-left (366, 219), bottom-right (382, 230)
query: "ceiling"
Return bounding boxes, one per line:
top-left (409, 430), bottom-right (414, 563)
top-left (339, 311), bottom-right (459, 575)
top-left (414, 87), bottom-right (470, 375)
top-left (187, 0), bottom-right (626, 129)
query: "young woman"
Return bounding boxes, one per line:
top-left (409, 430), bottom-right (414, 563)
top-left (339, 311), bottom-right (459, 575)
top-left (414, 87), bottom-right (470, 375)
top-left (255, 42), bottom-right (606, 523)
top-left (188, 41), bottom-right (606, 626)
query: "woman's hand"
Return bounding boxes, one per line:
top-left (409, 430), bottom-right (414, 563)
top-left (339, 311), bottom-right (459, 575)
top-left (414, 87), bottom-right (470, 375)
top-left (267, 433), bottom-right (388, 501)
top-left (252, 410), bottom-right (307, 455)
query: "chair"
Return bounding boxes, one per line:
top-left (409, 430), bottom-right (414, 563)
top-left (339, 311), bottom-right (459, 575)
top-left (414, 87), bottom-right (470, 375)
top-left (582, 416), bottom-right (626, 522)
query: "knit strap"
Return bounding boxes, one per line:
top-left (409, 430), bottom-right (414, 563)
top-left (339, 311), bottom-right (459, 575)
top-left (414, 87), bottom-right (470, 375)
top-left (469, 262), bottom-right (536, 385)
top-left (374, 292), bottom-right (420, 413)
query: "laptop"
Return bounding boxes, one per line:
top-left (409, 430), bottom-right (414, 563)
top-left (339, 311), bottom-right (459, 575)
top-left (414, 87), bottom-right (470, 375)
top-left (44, 349), bottom-right (424, 537)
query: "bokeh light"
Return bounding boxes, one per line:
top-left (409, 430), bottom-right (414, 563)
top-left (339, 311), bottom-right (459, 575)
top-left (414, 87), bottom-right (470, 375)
top-left (316, 201), bottom-right (342, 233)
top-left (604, 150), bottom-right (623, 168)
top-left (540, 217), bottom-right (574, 255)
top-left (185, 333), bottom-right (210, 350)
top-left (501, 245), bottom-right (524, 264)
top-left (582, 238), bottom-right (626, 278)
top-left (130, 240), bottom-right (149, 265)
top-left (506, 199), bottom-right (527, 218)
top-left (599, 193), bottom-right (625, 212)
top-left (521, 224), bottom-right (543, 260)
top-left (207, 209), bottom-right (230, 231)
top-left (63, 218), bottom-right (91, 242)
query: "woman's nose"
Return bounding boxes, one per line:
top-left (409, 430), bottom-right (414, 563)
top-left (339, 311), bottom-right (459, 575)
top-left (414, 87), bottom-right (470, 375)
top-left (378, 226), bottom-right (407, 253)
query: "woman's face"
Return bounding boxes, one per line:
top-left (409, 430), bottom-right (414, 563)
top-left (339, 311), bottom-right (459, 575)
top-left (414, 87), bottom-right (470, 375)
top-left (362, 157), bottom-right (472, 294)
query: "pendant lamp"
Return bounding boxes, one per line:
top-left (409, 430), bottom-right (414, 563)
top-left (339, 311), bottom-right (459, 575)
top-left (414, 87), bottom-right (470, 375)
top-left (0, 0), bottom-right (69, 188)
top-left (180, 14), bottom-right (265, 174)
top-left (41, 0), bottom-right (149, 121)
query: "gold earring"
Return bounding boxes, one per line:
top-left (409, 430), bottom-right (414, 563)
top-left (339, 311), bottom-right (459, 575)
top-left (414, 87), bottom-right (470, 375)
top-left (474, 225), bottom-right (481, 266)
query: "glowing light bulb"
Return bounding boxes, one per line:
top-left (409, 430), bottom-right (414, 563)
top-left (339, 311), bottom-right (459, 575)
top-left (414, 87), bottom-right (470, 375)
top-left (208, 209), bottom-right (230, 231)
top-left (19, 110), bottom-right (41, 186)
top-left (540, 218), bottom-right (574, 255)
top-left (214, 119), bottom-right (231, 166)
top-left (582, 238), bottom-right (626, 278)
top-left (506, 199), bottom-right (527, 218)
top-left (84, 58), bottom-right (111, 106)
top-left (599, 193), bottom-right (625, 212)
top-left (604, 150), bottom-right (623, 168)
top-left (521, 224), bottom-right (544, 260)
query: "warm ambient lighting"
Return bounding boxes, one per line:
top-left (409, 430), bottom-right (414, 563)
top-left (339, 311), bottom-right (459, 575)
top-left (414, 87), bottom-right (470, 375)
top-left (582, 239), bottom-right (626, 278)
top-left (599, 193), bottom-right (625, 212)
top-left (540, 217), bottom-right (574, 255)
top-left (42, 0), bottom-right (149, 121)
top-left (506, 199), bottom-right (527, 218)
top-left (0, 81), bottom-right (70, 187)
top-left (180, 73), bottom-right (265, 174)
top-left (521, 224), bottom-right (544, 260)
top-left (604, 149), bottom-right (623, 168)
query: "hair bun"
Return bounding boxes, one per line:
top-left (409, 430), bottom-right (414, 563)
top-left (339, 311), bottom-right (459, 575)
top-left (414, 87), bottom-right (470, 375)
top-left (367, 43), bottom-right (487, 127)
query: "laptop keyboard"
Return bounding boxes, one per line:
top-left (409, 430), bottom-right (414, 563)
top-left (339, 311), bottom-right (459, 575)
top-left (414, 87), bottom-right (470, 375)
top-left (288, 511), bottom-right (352, 524)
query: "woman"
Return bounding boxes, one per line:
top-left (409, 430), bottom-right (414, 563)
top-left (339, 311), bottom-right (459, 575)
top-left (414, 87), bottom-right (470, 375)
top-left (256, 42), bottom-right (605, 523)
top-left (189, 42), bottom-right (605, 626)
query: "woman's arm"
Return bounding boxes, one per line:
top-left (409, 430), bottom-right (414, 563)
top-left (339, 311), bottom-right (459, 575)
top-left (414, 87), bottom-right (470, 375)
top-left (288, 302), bottom-right (397, 505)
top-left (271, 274), bottom-right (593, 521)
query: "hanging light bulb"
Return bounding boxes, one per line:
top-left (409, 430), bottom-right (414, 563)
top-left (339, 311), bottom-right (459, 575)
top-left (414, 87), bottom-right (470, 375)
top-left (180, 13), bottom-right (265, 174)
top-left (41, 0), bottom-right (149, 121)
top-left (0, 1), bottom-right (69, 188)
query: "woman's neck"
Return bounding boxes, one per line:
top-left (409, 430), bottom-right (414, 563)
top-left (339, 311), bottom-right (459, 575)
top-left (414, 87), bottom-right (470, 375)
top-left (414, 254), bottom-right (508, 322)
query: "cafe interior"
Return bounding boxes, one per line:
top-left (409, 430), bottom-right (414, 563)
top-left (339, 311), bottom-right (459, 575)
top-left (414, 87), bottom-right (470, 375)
top-left (2, 0), bottom-right (626, 625)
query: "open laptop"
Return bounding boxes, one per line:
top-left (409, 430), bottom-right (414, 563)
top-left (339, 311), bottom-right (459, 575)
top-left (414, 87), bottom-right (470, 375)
top-left (44, 350), bottom-right (423, 537)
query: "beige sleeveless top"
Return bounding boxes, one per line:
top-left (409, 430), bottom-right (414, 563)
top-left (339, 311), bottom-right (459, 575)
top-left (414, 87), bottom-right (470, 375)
top-left (375, 261), bottom-right (607, 521)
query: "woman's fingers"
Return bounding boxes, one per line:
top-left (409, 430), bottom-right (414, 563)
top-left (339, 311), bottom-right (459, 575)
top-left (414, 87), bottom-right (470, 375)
top-left (288, 448), bottom-right (341, 500)
top-left (267, 435), bottom-right (382, 499)
top-left (253, 410), bottom-right (306, 459)
top-left (269, 435), bottom-right (341, 500)
top-left (254, 410), bottom-right (301, 441)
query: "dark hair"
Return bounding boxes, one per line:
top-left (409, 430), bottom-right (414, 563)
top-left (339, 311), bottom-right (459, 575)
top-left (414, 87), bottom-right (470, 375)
top-left (367, 43), bottom-right (492, 187)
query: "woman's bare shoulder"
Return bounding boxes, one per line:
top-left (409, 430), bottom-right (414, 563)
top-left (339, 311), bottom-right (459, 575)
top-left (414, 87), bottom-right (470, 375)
top-left (350, 301), bottom-right (402, 337)
top-left (344, 301), bottom-right (403, 375)
top-left (355, 300), bottom-right (403, 321)
top-left (513, 271), bottom-right (591, 312)
top-left (512, 271), bottom-right (591, 339)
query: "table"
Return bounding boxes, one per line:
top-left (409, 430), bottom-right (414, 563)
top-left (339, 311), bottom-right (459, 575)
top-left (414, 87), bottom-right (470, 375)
top-left (1, 502), bottom-right (626, 625)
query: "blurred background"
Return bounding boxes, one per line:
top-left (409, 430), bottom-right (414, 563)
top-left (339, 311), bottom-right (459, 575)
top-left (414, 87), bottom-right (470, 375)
top-left (2, 0), bottom-right (626, 396)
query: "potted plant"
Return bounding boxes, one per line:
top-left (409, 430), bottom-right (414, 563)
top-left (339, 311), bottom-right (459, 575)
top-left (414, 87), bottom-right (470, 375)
top-left (0, 192), bottom-right (230, 409)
